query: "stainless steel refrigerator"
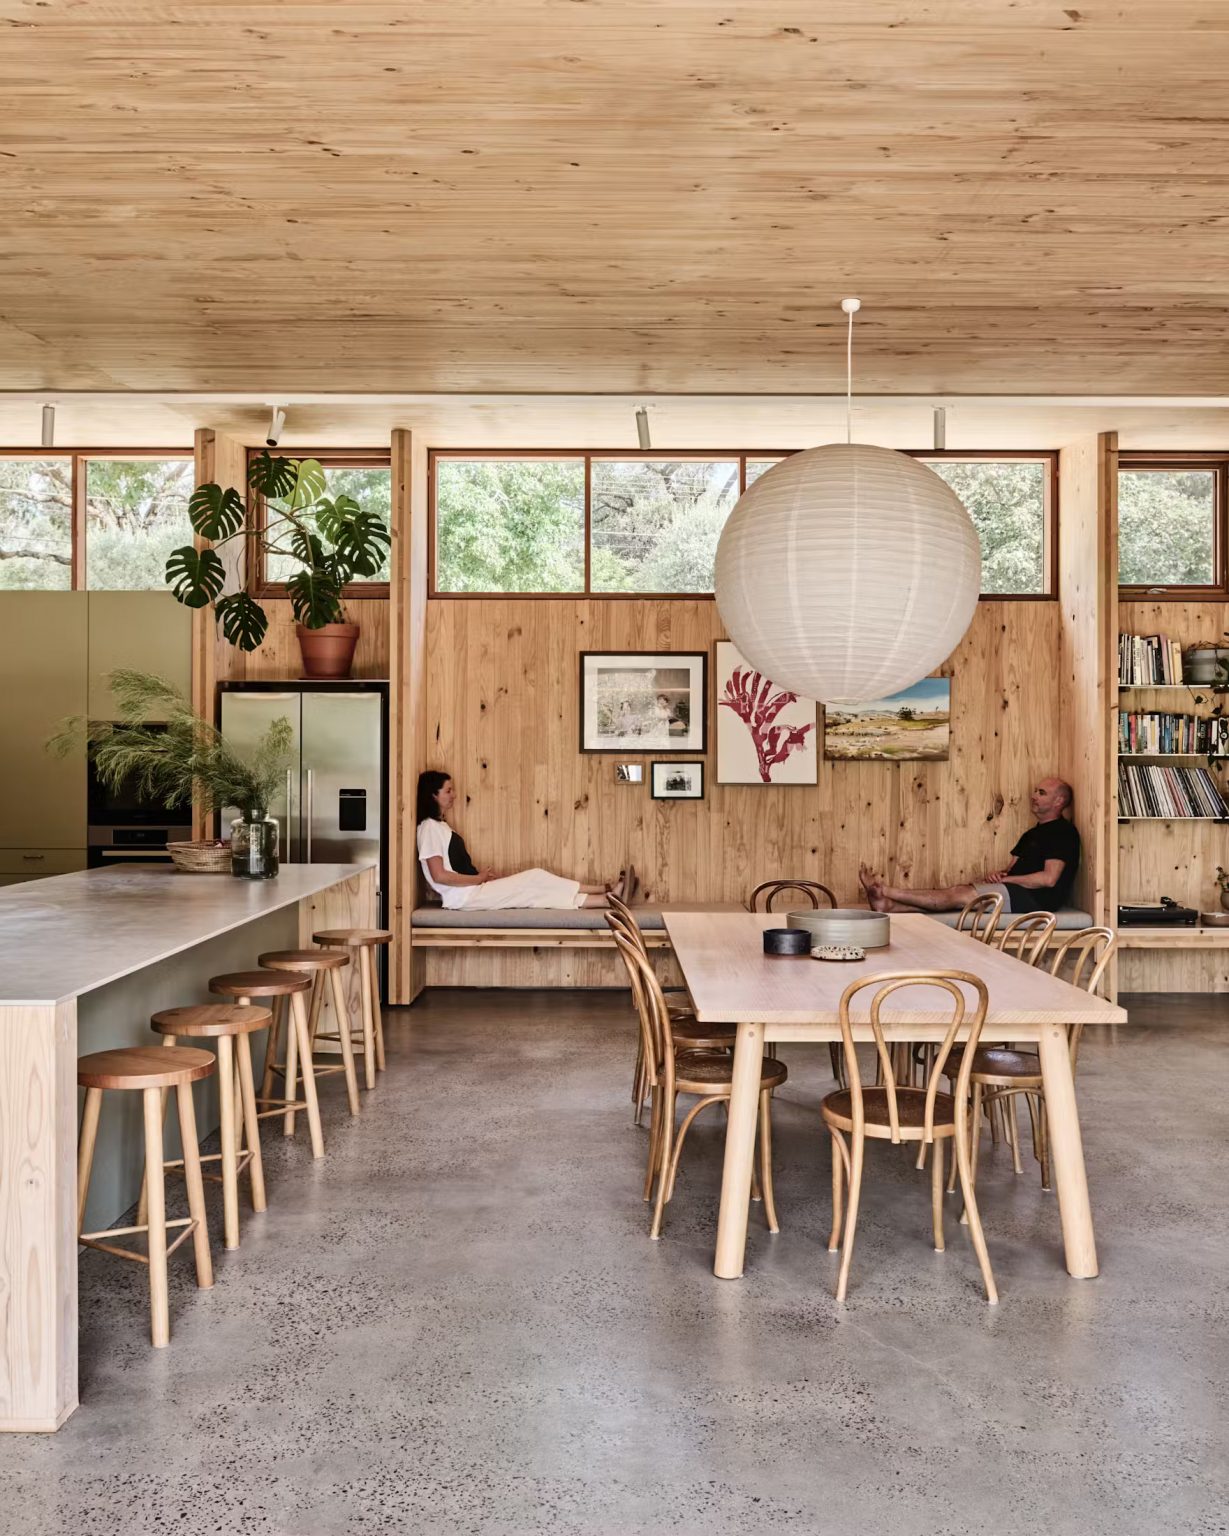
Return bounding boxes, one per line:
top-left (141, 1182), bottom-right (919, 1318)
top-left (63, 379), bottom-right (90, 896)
top-left (220, 682), bottom-right (387, 976)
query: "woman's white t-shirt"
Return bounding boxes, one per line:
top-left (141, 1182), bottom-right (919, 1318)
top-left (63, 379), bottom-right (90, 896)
top-left (417, 817), bottom-right (466, 909)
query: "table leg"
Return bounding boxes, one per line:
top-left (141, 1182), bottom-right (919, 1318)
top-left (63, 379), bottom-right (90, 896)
top-left (1037, 1024), bottom-right (1098, 1279)
top-left (714, 1020), bottom-right (764, 1280)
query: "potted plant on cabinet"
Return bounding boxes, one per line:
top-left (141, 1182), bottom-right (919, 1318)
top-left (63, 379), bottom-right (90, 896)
top-left (49, 670), bottom-right (293, 880)
top-left (164, 452), bottom-right (391, 679)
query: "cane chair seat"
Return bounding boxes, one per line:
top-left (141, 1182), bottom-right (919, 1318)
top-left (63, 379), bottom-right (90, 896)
top-left (671, 1017), bottom-right (738, 1051)
top-left (822, 1085), bottom-right (957, 1137)
top-left (674, 1050), bottom-right (788, 1093)
top-left (964, 1047), bottom-right (1042, 1084)
top-left (78, 1045), bottom-right (216, 1090)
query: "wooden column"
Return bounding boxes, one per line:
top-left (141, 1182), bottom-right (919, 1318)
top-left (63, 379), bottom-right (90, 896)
top-left (191, 428), bottom-right (248, 839)
top-left (388, 429), bottom-right (427, 1003)
top-left (1057, 434), bottom-right (1118, 979)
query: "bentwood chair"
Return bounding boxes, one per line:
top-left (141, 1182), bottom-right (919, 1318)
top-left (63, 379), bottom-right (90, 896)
top-left (605, 897), bottom-right (736, 1123)
top-left (746, 879), bottom-right (838, 912)
top-left (948, 927), bottom-right (1116, 1196)
top-left (822, 970), bottom-right (996, 1304)
top-left (956, 891), bottom-right (1004, 943)
top-left (610, 927), bottom-right (786, 1240)
top-left (996, 910), bottom-right (1058, 967)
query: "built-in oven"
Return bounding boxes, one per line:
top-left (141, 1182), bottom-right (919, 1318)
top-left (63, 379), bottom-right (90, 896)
top-left (87, 726), bottom-right (191, 867)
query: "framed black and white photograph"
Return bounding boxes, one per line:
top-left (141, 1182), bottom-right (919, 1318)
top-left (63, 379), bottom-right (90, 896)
top-left (580, 651), bottom-right (707, 754)
top-left (651, 761), bottom-right (705, 800)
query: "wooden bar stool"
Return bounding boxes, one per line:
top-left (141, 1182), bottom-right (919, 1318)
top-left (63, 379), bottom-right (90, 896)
top-left (258, 949), bottom-right (361, 1118)
top-left (77, 1045), bottom-right (215, 1348)
top-left (312, 928), bottom-right (392, 1088)
top-left (209, 969), bottom-right (323, 1160)
top-left (145, 1005), bottom-right (273, 1252)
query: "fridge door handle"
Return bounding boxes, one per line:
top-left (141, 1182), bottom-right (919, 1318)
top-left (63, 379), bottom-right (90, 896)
top-left (284, 767), bottom-right (294, 861)
top-left (305, 767), bottom-right (313, 862)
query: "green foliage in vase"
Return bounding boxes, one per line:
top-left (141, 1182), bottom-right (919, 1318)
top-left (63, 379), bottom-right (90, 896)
top-left (164, 453), bottom-right (391, 651)
top-left (48, 669), bottom-right (292, 816)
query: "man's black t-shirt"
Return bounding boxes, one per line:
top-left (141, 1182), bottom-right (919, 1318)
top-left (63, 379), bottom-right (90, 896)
top-left (1007, 818), bottom-right (1081, 912)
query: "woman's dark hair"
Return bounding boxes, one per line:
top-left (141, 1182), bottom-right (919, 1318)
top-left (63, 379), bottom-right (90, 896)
top-left (416, 770), bottom-right (451, 823)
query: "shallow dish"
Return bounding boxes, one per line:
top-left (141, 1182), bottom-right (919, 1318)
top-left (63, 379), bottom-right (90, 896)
top-left (1200, 910), bottom-right (1229, 927)
top-left (812, 944), bottom-right (865, 963)
top-left (787, 908), bottom-right (890, 949)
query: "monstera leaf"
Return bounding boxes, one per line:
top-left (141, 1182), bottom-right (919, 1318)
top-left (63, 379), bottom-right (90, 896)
top-left (247, 451), bottom-right (299, 501)
top-left (289, 526), bottom-right (328, 569)
top-left (333, 508), bottom-right (391, 579)
top-left (215, 593), bottom-right (269, 652)
top-left (286, 567), bottom-right (343, 628)
top-left (165, 546), bottom-right (226, 609)
top-left (314, 494), bottom-right (359, 545)
top-left (187, 484), bottom-right (245, 541)
top-left (286, 457), bottom-right (327, 511)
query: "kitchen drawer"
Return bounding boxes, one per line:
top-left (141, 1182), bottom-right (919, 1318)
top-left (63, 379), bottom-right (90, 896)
top-left (0, 848), bottom-right (88, 886)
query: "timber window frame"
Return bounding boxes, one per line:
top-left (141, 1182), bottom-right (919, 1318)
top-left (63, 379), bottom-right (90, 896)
top-left (1117, 452), bottom-right (1229, 599)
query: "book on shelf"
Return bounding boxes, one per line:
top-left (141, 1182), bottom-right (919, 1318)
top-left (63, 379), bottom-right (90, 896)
top-left (1118, 632), bottom-right (1185, 687)
top-left (1118, 710), bottom-right (1229, 757)
top-left (1118, 761), bottom-right (1228, 819)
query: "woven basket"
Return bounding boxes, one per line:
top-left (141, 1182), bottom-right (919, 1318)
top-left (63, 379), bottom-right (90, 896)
top-left (168, 840), bottom-right (232, 875)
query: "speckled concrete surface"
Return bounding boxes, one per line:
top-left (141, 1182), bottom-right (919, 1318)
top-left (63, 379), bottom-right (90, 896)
top-left (2, 990), bottom-right (1225, 1536)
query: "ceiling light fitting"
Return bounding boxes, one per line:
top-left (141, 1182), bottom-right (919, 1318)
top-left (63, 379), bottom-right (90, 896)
top-left (635, 406), bottom-right (651, 451)
top-left (266, 406), bottom-right (286, 448)
top-left (41, 404), bottom-right (55, 447)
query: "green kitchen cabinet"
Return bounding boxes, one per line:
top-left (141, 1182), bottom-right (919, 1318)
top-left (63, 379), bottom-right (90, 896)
top-left (87, 592), bottom-right (192, 719)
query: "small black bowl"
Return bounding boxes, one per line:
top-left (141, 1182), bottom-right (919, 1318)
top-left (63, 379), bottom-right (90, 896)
top-left (763, 927), bottom-right (811, 956)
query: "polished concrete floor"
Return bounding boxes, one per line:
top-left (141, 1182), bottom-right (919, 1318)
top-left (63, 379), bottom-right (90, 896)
top-left (2, 990), bottom-right (1226, 1535)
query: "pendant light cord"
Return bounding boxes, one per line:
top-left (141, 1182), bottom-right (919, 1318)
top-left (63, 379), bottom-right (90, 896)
top-left (841, 297), bottom-right (860, 445)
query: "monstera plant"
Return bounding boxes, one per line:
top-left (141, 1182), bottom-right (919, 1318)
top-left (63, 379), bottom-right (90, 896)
top-left (164, 452), bottom-right (391, 677)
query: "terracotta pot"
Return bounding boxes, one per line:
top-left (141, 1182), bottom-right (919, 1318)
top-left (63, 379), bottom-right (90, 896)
top-left (296, 622), bottom-right (360, 679)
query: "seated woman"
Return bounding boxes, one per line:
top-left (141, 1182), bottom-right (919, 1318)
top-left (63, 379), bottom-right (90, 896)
top-left (416, 770), bottom-right (632, 911)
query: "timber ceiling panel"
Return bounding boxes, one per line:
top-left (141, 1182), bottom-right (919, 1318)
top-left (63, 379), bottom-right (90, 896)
top-left (2, 2), bottom-right (1229, 394)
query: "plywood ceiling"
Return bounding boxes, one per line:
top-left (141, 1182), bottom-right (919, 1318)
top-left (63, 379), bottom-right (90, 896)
top-left (3, 1), bottom-right (1229, 396)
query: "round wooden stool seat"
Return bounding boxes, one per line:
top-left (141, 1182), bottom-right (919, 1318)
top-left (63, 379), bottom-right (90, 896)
top-left (258, 948), bottom-right (350, 971)
top-left (313, 927), bottom-right (392, 947)
top-left (151, 1004), bottom-right (273, 1039)
top-left (78, 1045), bottom-right (216, 1091)
top-left (209, 969), bottom-right (312, 998)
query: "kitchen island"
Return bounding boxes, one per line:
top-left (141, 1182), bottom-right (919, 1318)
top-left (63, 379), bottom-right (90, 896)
top-left (0, 860), bottom-right (377, 1433)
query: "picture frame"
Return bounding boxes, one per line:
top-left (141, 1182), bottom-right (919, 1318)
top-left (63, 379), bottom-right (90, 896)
top-left (579, 651), bottom-right (707, 754)
top-left (823, 678), bottom-right (952, 762)
top-left (714, 640), bottom-right (818, 785)
top-left (651, 761), bottom-right (705, 800)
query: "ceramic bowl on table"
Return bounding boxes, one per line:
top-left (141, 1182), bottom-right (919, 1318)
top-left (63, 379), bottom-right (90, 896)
top-left (1199, 911), bottom-right (1229, 928)
top-left (787, 908), bottom-right (891, 949)
top-left (763, 927), bottom-right (813, 956)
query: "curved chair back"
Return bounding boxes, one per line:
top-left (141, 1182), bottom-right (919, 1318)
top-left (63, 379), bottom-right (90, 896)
top-left (1047, 926), bottom-right (1118, 1069)
top-left (836, 969), bottom-right (990, 1145)
top-left (747, 879), bottom-right (838, 913)
top-left (956, 891), bottom-right (1004, 943)
top-left (997, 910), bottom-right (1058, 967)
top-left (609, 924), bottom-right (674, 1090)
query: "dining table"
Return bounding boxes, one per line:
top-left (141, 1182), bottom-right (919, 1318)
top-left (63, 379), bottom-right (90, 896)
top-left (662, 911), bottom-right (1128, 1281)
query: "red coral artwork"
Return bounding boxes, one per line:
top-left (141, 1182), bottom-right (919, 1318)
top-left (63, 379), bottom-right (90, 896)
top-left (719, 663), bottom-right (816, 783)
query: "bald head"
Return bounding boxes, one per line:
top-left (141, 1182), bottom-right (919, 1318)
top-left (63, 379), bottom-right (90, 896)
top-left (1032, 777), bottom-right (1073, 821)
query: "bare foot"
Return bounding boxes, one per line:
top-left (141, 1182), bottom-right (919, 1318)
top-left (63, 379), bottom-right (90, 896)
top-left (858, 863), bottom-right (880, 901)
top-left (607, 870), bottom-right (627, 901)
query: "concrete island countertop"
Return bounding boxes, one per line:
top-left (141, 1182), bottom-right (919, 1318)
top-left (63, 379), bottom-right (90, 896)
top-left (0, 862), bottom-right (377, 1006)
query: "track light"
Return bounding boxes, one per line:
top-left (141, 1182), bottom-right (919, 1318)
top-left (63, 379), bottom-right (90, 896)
top-left (266, 406), bottom-right (286, 448)
top-left (41, 404), bottom-right (54, 447)
top-left (933, 406), bottom-right (946, 452)
top-left (635, 406), bottom-right (651, 450)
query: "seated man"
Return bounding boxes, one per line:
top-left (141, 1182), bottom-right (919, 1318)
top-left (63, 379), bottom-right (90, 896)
top-left (859, 777), bottom-right (1080, 916)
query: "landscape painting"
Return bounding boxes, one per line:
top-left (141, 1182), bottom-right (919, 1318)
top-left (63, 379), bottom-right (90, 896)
top-left (823, 678), bottom-right (951, 762)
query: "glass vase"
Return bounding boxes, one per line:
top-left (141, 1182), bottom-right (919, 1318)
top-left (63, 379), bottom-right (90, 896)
top-left (230, 811), bottom-right (279, 881)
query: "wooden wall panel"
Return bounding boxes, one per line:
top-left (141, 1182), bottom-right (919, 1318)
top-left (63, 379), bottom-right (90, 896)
top-left (389, 429), bottom-right (426, 1004)
top-left (421, 599), bottom-right (1063, 925)
top-left (223, 598), bottom-right (389, 683)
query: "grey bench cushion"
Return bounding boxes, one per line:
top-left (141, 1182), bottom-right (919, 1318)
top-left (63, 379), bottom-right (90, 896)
top-left (411, 905), bottom-right (669, 931)
top-left (931, 907), bottom-right (1094, 931)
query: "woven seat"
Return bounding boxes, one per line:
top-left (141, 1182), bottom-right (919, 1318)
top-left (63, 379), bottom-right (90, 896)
top-left (822, 1085), bottom-right (958, 1136)
top-left (671, 1017), bottom-right (738, 1051)
top-left (966, 1047), bottom-right (1042, 1083)
top-left (675, 1051), bottom-right (787, 1092)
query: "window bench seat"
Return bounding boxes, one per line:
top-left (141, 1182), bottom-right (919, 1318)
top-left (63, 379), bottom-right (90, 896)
top-left (410, 902), bottom-right (740, 948)
top-left (930, 907), bottom-right (1095, 932)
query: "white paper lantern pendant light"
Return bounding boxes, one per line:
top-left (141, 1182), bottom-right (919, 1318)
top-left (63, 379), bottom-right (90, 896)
top-left (714, 299), bottom-right (981, 705)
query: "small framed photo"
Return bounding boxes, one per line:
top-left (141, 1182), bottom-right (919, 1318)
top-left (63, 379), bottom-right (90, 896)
top-left (580, 651), bottom-right (707, 754)
top-left (651, 761), bottom-right (705, 800)
top-left (615, 763), bottom-right (644, 784)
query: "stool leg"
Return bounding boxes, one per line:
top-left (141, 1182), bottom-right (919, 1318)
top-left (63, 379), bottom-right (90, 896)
top-left (142, 1087), bottom-right (171, 1348)
top-left (174, 1079), bottom-right (213, 1288)
top-left (307, 971), bottom-right (325, 1048)
top-left (358, 946), bottom-right (377, 1091)
top-left (368, 947), bottom-right (386, 1072)
top-left (328, 965), bottom-right (361, 1116)
top-left (290, 990), bottom-right (325, 1159)
top-left (77, 1087), bottom-right (103, 1233)
top-left (236, 1034), bottom-right (267, 1213)
top-left (217, 1033), bottom-right (240, 1250)
top-left (138, 1035), bottom-right (176, 1228)
top-left (261, 995), bottom-right (284, 1103)
top-left (283, 998), bottom-right (300, 1138)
